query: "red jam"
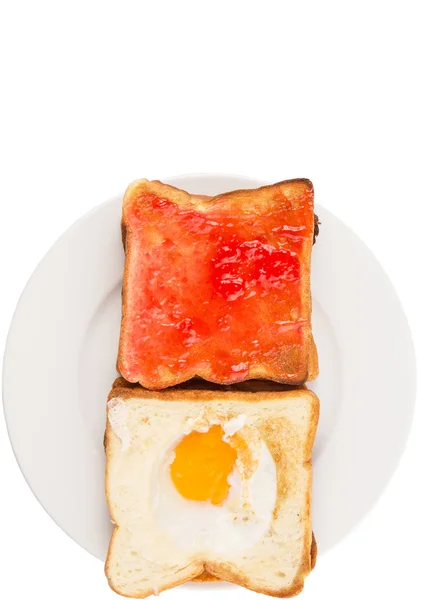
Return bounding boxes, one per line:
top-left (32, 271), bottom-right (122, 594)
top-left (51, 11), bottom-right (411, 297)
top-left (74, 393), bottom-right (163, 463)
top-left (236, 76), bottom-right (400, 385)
top-left (121, 185), bottom-right (314, 388)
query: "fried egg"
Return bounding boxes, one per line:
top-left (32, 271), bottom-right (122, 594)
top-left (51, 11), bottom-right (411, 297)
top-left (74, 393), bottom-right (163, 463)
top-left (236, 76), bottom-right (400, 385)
top-left (152, 410), bottom-right (277, 555)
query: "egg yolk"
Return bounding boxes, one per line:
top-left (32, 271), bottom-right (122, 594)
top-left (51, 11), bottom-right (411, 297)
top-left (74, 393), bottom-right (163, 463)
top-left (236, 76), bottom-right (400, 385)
top-left (170, 425), bottom-right (238, 505)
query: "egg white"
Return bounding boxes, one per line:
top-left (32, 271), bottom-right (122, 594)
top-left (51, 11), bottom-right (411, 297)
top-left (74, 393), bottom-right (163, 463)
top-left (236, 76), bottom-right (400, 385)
top-left (151, 420), bottom-right (277, 557)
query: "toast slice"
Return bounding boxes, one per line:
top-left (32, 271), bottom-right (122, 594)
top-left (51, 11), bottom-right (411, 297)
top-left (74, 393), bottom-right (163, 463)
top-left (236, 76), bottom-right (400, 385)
top-left (117, 178), bottom-right (318, 390)
top-left (105, 381), bottom-right (319, 598)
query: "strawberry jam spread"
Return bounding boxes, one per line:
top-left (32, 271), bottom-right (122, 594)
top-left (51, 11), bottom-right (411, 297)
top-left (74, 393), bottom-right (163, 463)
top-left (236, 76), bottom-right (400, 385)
top-left (121, 184), bottom-right (314, 388)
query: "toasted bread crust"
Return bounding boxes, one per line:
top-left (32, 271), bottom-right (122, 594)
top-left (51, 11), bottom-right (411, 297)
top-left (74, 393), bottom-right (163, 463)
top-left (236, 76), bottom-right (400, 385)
top-left (117, 179), bottom-right (318, 389)
top-left (105, 380), bottom-right (319, 598)
top-left (108, 378), bottom-right (319, 408)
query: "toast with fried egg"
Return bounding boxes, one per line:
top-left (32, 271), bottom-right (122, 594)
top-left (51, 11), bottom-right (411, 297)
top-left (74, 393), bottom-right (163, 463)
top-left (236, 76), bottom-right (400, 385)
top-left (118, 178), bottom-right (318, 390)
top-left (105, 381), bottom-right (319, 598)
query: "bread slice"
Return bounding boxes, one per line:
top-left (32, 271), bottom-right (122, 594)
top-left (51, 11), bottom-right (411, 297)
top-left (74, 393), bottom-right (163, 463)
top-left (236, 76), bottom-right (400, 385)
top-left (117, 178), bottom-right (318, 390)
top-left (105, 381), bottom-right (319, 598)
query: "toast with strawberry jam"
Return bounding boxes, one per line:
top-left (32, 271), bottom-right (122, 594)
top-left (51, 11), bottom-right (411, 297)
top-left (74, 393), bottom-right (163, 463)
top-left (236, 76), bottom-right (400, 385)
top-left (118, 179), bottom-right (318, 389)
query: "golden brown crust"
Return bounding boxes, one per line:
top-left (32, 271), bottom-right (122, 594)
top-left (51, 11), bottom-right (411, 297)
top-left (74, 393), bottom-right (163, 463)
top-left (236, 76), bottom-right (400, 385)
top-left (307, 335), bottom-right (319, 381)
top-left (108, 378), bottom-right (318, 406)
top-left (192, 572), bottom-right (219, 583)
top-left (111, 375), bottom-right (308, 394)
top-left (117, 178), bottom-right (318, 389)
top-left (111, 376), bottom-right (137, 390)
top-left (311, 533), bottom-right (318, 570)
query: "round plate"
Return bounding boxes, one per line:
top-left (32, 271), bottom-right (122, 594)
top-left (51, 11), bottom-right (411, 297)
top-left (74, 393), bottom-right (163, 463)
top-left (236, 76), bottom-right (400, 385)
top-left (3, 174), bottom-right (416, 563)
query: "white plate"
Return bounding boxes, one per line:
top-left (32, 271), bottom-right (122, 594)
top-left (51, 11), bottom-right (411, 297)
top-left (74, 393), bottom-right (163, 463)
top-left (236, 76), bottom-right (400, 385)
top-left (3, 174), bottom-right (416, 565)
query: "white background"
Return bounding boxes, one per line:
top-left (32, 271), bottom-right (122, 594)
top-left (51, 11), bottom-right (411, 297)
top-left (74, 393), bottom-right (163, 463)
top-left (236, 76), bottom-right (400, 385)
top-left (1, 2), bottom-right (420, 599)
